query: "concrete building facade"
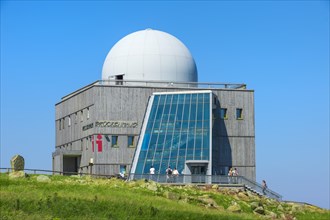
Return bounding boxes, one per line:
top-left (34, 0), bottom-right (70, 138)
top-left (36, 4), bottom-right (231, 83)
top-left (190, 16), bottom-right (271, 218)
top-left (52, 29), bottom-right (256, 181)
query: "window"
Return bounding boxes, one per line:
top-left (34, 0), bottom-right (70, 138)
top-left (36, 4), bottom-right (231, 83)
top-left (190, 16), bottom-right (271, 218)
top-left (59, 120), bottom-right (61, 130)
top-left (75, 113), bottom-right (78, 124)
top-left (68, 116), bottom-right (71, 127)
top-left (220, 108), bottom-right (228, 119)
top-left (112, 135), bottom-right (118, 147)
top-left (115, 75), bottom-right (123, 85)
top-left (128, 136), bottom-right (134, 147)
top-left (62, 118), bottom-right (65, 129)
top-left (80, 110), bottom-right (83, 122)
top-left (236, 108), bottom-right (243, 120)
top-left (87, 108), bottom-right (90, 120)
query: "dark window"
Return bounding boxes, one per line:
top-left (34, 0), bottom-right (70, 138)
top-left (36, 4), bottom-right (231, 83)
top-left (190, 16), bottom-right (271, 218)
top-left (115, 75), bottom-right (123, 85)
top-left (112, 136), bottom-right (118, 147)
top-left (236, 108), bottom-right (243, 120)
top-left (220, 108), bottom-right (228, 119)
top-left (128, 136), bottom-right (134, 147)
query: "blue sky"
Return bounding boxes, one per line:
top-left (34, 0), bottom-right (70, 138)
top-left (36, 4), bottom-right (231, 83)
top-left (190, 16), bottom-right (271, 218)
top-left (1, 1), bottom-right (329, 209)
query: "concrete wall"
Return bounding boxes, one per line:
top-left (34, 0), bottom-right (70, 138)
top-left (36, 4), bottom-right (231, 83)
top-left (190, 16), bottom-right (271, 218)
top-left (54, 84), bottom-right (255, 180)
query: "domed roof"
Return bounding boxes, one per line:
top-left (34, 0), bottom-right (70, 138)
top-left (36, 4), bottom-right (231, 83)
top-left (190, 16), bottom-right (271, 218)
top-left (102, 29), bottom-right (198, 82)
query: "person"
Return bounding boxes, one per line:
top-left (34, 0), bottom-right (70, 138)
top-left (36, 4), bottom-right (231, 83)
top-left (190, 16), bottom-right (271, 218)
top-left (262, 180), bottom-right (267, 195)
top-left (232, 168), bottom-right (239, 183)
top-left (228, 168), bottom-right (233, 183)
top-left (172, 167), bottom-right (179, 183)
top-left (149, 165), bottom-right (155, 180)
top-left (166, 166), bottom-right (172, 183)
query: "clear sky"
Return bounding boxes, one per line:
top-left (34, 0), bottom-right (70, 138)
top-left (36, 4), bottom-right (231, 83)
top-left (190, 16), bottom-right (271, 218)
top-left (1, 1), bottom-right (329, 209)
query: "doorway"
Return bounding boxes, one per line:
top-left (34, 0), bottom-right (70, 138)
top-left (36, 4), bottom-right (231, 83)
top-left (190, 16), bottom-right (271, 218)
top-left (191, 166), bottom-right (206, 183)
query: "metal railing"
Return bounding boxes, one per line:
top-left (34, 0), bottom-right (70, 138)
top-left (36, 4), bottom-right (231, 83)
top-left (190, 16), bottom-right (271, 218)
top-left (61, 79), bottom-right (247, 101)
top-left (130, 173), bottom-right (282, 201)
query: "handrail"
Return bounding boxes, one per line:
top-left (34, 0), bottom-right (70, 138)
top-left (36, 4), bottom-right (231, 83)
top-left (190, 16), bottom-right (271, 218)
top-left (60, 79), bottom-right (248, 101)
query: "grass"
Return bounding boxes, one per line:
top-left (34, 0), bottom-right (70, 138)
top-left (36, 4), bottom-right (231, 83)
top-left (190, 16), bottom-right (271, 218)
top-left (0, 174), bottom-right (256, 220)
top-left (0, 173), bottom-right (329, 220)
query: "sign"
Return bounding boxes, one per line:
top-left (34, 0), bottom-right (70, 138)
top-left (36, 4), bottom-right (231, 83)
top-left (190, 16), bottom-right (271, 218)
top-left (95, 121), bottom-right (138, 128)
top-left (82, 123), bottom-right (93, 131)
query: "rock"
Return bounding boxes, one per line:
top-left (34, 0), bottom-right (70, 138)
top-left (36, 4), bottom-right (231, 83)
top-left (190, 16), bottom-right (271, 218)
top-left (250, 201), bottom-right (260, 210)
top-left (10, 155), bottom-right (25, 171)
top-left (147, 183), bottom-right (158, 191)
top-left (227, 203), bottom-right (241, 213)
top-left (197, 195), bottom-right (219, 208)
top-left (237, 192), bottom-right (249, 201)
top-left (265, 210), bottom-right (277, 218)
top-left (212, 184), bottom-right (219, 190)
top-left (254, 206), bottom-right (265, 215)
top-left (37, 175), bottom-right (51, 183)
top-left (9, 171), bottom-right (26, 179)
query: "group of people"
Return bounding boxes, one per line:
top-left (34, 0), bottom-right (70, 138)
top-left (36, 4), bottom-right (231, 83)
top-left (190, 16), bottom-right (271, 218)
top-left (149, 165), bottom-right (179, 182)
top-left (227, 167), bottom-right (239, 183)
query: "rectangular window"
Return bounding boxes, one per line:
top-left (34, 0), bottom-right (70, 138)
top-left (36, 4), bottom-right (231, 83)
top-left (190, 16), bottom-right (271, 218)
top-left (115, 75), bottom-right (123, 85)
top-left (220, 108), bottom-right (228, 119)
top-left (80, 110), bottom-right (83, 122)
top-left (62, 118), bottom-right (65, 129)
top-left (87, 108), bottom-right (90, 120)
top-left (236, 108), bottom-right (243, 120)
top-left (75, 113), bottom-right (78, 124)
top-left (59, 120), bottom-right (61, 130)
top-left (128, 136), bottom-right (134, 147)
top-left (68, 116), bottom-right (71, 127)
top-left (112, 135), bottom-right (118, 147)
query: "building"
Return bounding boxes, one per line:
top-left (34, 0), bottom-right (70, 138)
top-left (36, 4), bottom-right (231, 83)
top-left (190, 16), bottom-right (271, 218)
top-left (52, 29), bottom-right (255, 182)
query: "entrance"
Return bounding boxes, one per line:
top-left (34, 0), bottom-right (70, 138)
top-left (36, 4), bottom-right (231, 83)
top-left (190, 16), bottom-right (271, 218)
top-left (191, 166), bottom-right (206, 183)
top-left (63, 156), bottom-right (81, 175)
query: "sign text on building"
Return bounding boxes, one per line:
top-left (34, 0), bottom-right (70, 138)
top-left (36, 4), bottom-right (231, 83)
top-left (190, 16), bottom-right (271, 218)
top-left (95, 121), bottom-right (138, 128)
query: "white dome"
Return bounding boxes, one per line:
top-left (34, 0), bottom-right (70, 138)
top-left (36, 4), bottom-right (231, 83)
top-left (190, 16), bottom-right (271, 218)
top-left (102, 29), bottom-right (198, 82)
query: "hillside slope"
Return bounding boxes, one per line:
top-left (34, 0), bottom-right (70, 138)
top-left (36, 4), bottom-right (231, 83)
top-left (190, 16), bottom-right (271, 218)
top-left (0, 173), bottom-right (328, 220)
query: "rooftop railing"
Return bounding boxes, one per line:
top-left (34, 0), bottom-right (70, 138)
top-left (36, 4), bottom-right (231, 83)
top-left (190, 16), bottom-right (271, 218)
top-left (61, 79), bottom-right (247, 101)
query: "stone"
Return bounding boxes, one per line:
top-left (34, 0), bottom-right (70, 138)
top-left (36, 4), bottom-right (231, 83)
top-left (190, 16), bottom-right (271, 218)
top-left (237, 192), bottom-right (250, 201)
top-left (37, 175), bottom-right (51, 183)
top-left (10, 155), bottom-right (25, 171)
top-left (250, 201), bottom-right (260, 210)
top-left (227, 204), bottom-right (241, 213)
top-left (9, 171), bottom-right (26, 179)
top-left (147, 183), bottom-right (158, 191)
top-left (265, 210), bottom-right (277, 218)
top-left (254, 206), bottom-right (265, 215)
top-left (212, 184), bottom-right (219, 190)
top-left (197, 195), bottom-right (219, 208)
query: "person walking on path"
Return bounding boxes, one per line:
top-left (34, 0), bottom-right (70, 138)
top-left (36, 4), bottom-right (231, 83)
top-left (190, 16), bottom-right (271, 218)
top-left (166, 166), bottom-right (173, 183)
top-left (262, 180), bottom-right (268, 195)
top-left (149, 165), bottom-right (155, 180)
top-left (172, 167), bottom-right (179, 183)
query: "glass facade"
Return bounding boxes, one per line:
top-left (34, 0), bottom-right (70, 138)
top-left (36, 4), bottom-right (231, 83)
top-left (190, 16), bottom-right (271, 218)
top-left (134, 91), bottom-right (212, 175)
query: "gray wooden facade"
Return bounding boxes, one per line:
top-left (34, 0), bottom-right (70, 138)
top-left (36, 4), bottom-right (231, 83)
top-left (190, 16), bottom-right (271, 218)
top-left (53, 82), bottom-right (255, 180)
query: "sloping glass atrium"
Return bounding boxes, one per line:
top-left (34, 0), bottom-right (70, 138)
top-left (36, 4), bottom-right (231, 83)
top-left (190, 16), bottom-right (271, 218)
top-left (131, 91), bottom-right (213, 176)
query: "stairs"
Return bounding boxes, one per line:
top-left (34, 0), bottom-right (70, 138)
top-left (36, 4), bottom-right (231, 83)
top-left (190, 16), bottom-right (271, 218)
top-left (244, 185), bottom-right (263, 196)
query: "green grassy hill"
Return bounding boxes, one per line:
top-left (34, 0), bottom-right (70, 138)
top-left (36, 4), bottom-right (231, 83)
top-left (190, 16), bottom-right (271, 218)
top-left (0, 173), bottom-right (328, 220)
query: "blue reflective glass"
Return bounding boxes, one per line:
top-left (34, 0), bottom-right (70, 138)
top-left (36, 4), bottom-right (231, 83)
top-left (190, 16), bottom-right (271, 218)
top-left (141, 133), bottom-right (150, 150)
top-left (134, 92), bottom-right (212, 175)
top-left (136, 162), bottom-right (144, 174)
top-left (190, 104), bottom-right (197, 120)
